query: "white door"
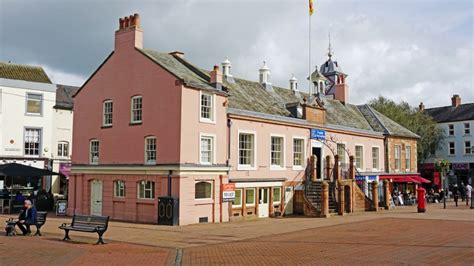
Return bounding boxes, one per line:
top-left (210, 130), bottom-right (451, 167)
top-left (258, 188), bottom-right (269, 218)
top-left (284, 186), bottom-right (294, 215)
top-left (90, 180), bottom-right (103, 216)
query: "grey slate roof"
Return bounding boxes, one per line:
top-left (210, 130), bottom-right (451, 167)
top-left (0, 62), bottom-right (52, 84)
top-left (358, 105), bottom-right (420, 138)
top-left (320, 58), bottom-right (344, 75)
top-left (55, 84), bottom-right (80, 110)
top-left (138, 48), bottom-right (417, 138)
top-left (424, 103), bottom-right (474, 123)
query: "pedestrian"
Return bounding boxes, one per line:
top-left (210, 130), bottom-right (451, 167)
top-left (459, 183), bottom-right (466, 202)
top-left (466, 183), bottom-right (472, 201)
top-left (452, 184), bottom-right (459, 207)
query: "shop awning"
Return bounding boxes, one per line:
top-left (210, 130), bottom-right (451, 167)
top-left (379, 174), bottom-right (430, 184)
top-left (0, 163), bottom-right (59, 177)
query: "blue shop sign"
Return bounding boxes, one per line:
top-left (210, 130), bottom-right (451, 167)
top-left (355, 175), bottom-right (378, 181)
top-left (310, 129), bottom-right (326, 140)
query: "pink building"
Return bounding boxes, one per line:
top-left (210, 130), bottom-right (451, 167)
top-left (69, 14), bottom-right (415, 225)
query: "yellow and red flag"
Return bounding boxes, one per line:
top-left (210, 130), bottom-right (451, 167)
top-left (309, 0), bottom-right (314, 16)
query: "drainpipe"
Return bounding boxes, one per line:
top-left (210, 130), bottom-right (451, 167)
top-left (226, 119), bottom-right (232, 167)
top-left (168, 170), bottom-right (172, 197)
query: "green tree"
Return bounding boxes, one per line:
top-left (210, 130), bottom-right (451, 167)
top-left (369, 96), bottom-right (443, 164)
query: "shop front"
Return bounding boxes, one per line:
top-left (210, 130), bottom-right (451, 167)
top-left (229, 179), bottom-right (285, 221)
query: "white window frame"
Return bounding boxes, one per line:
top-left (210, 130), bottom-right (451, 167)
top-left (144, 136), bottom-right (157, 164)
top-left (137, 180), bottom-right (154, 200)
top-left (355, 145), bottom-right (364, 171)
top-left (90, 139), bottom-right (99, 164)
top-left (24, 128), bottom-right (42, 157)
top-left (405, 145), bottom-right (411, 171)
top-left (199, 91), bottom-right (215, 124)
top-left (131, 95), bottom-right (143, 124)
top-left (371, 146), bottom-right (380, 171)
top-left (232, 188), bottom-right (243, 208)
top-left (292, 137), bottom-right (306, 170)
top-left (394, 145), bottom-right (401, 171)
top-left (245, 188), bottom-right (256, 206)
top-left (25, 93), bottom-right (43, 115)
top-left (199, 133), bottom-right (216, 165)
top-left (57, 141), bottom-right (69, 157)
top-left (114, 180), bottom-right (126, 198)
top-left (270, 134), bottom-right (285, 170)
top-left (237, 130), bottom-right (257, 171)
top-left (464, 123), bottom-right (471, 135)
top-left (464, 141), bottom-right (472, 155)
top-left (194, 181), bottom-right (213, 200)
top-left (336, 142), bottom-right (347, 164)
top-left (448, 124), bottom-right (454, 136)
top-left (103, 100), bottom-right (113, 126)
top-left (449, 142), bottom-right (455, 155)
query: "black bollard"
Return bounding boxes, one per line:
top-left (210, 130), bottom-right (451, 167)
top-left (443, 196), bottom-right (446, 209)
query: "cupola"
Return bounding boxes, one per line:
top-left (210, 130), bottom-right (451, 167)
top-left (259, 61), bottom-right (272, 91)
top-left (289, 74), bottom-right (300, 97)
top-left (221, 57), bottom-right (235, 83)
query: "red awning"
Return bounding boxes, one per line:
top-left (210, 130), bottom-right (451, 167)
top-left (392, 176), bottom-right (420, 183)
top-left (379, 174), bottom-right (430, 184)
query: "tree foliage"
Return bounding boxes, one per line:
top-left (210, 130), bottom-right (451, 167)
top-left (369, 96), bottom-right (443, 163)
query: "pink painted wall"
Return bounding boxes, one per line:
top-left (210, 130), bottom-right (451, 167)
top-left (72, 47), bottom-right (182, 165)
top-left (179, 89), bottom-right (228, 165)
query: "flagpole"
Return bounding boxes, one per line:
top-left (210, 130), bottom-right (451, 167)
top-left (309, 8), bottom-right (312, 95)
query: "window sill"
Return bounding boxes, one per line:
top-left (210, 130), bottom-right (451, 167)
top-left (129, 122), bottom-right (142, 126)
top-left (101, 125), bottom-right (112, 129)
top-left (237, 165), bottom-right (257, 171)
top-left (112, 197), bottom-right (126, 202)
top-left (25, 113), bottom-right (43, 117)
top-left (136, 198), bottom-right (155, 204)
top-left (195, 199), bottom-right (214, 205)
top-left (292, 166), bottom-right (305, 171)
top-left (199, 118), bottom-right (216, 124)
top-left (144, 162), bottom-right (156, 165)
top-left (270, 166), bottom-right (286, 171)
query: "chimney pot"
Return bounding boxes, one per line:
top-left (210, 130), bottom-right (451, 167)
top-left (451, 94), bottom-right (461, 107)
top-left (129, 15), bottom-right (135, 26)
top-left (134, 13), bottom-right (140, 27)
top-left (119, 18), bottom-right (124, 30)
top-left (124, 16), bottom-right (130, 28)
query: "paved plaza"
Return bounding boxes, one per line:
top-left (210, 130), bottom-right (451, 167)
top-left (0, 202), bottom-right (472, 265)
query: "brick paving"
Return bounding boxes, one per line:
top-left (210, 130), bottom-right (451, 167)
top-left (0, 202), bottom-right (472, 265)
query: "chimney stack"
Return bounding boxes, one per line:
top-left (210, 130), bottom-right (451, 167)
top-left (419, 102), bottom-right (425, 111)
top-left (451, 94), bottom-right (461, 107)
top-left (115, 13), bottom-right (143, 51)
top-left (210, 65), bottom-right (223, 90)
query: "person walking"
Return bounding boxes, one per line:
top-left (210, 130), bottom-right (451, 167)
top-left (452, 184), bottom-right (459, 207)
top-left (460, 183), bottom-right (466, 202)
top-left (466, 183), bottom-right (472, 204)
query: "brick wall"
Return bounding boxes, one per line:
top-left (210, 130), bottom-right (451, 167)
top-left (386, 137), bottom-right (418, 173)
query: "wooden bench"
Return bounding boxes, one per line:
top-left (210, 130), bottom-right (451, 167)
top-left (5, 211), bottom-right (47, 236)
top-left (58, 215), bottom-right (109, 244)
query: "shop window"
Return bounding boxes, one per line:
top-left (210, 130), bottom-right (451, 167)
top-left (245, 188), bottom-right (255, 206)
top-left (232, 189), bottom-right (242, 208)
top-left (273, 187), bottom-right (281, 205)
top-left (137, 180), bottom-right (154, 199)
top-left (114, 180), bottom-right (126, 198)
top-left (195, 181), bottom-right (212, 199)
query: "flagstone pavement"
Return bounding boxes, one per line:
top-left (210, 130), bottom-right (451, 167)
top-left (0, 202), bottom-right (472, 265)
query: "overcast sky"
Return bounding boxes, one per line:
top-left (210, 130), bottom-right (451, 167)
top-left (0, 0), bottom-right (472, 108)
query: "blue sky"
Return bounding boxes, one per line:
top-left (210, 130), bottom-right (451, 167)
top-left (0, 0), bottom-right (472, 107)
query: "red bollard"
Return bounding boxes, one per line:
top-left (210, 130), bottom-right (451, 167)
top-left (417, 187), bottom-right (426, 213)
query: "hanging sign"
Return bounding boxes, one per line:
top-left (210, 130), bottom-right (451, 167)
top-left (310, 128), bottom-right (326, 140)
top-left (221, 183), bottom-right (236, 202)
